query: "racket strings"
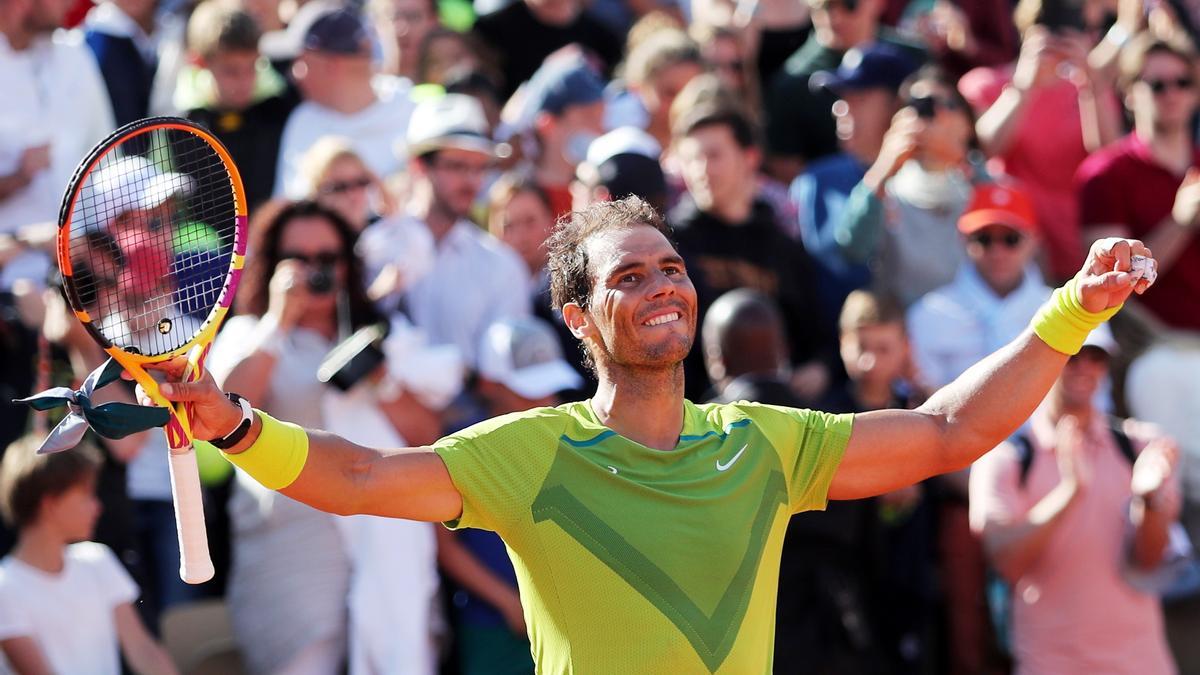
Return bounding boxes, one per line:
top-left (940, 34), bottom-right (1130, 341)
top-left (67, 127), bottom-right (238, 357)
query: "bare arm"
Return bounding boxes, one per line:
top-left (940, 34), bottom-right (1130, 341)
top-left (982, 481), bottom-right (1082, 582)
top-left (138, 363), bottom-right (464, 522)
top-left (829, 238), bottom-right (1154, 499)
top-left (1129, 438), bottom-right (1183, 569)
top-left (114, 603), bottom-right (178, 675)
top-left (0, 637), bottom-right (52, 675)
top-left (975, 85), bottom-right (1032, 157)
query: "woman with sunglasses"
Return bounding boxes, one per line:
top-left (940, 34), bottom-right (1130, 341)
top-left (836, 65), bottom-right (979, 307)
top-left (298, 136), bottom-right (400, 233)
top-left (208, 200), bottom-right (442, 674)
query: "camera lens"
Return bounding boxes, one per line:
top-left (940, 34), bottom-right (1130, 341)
top-left (307, 266), bottom-right (334, 294)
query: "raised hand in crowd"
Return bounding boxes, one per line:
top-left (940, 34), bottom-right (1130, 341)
top-left (1170, 167), bottom-right (1200, 229)
top-left (265, 258), bottom-right (315, 331)
top-left (863, 108), bottom-right (925, 196)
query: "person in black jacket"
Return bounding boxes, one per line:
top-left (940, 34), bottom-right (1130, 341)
top-left (183, 1), bottom-right (297, 213)
top-left (84, 0), bottom-right (159, 127)
top-left (668, 102), bottom-right (837, 402)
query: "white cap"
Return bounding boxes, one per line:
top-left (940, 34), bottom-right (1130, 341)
top-left (585, 126), bottom-right (661, 167)
top-left (1081, 323), bottom-right (1118, 356)
top-left (81, 155), bottom-right (195, 231)
top-left (406, 94), bottom-right (497, 158)
top-left (478, 317), bottom-right (583, 400)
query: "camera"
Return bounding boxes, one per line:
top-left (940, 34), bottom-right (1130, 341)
top-left (1037, 0), bottom-right (1086, 33)
top-left (317, 323), bottom-right (389, 391)
top-left (307, 265), bottom-right (335, 294)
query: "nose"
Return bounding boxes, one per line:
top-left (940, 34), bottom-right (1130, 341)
top-left (646, 269), bottom-right (678, 300)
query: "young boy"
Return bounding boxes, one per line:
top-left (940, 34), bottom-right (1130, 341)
top-left (183, 0), bottom-right (297, 211)
top-left (0, 436), bottom-right (177, 674)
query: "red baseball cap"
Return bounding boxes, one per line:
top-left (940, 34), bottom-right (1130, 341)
top-left (958, 183), bottom-right (1037, 235)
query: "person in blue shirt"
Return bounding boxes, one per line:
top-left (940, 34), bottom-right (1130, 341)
top-left (791, 42), bottom-right (920, 330)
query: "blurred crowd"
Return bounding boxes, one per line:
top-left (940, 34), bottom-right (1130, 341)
top-left (2, 0), bottom-right (1200, 672)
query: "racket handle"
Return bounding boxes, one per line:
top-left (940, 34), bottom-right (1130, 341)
top-left (168, 447), bottom-right (215, 584)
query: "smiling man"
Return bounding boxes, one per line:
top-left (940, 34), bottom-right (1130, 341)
top-left (146, 196), bottom-right (1155, 673)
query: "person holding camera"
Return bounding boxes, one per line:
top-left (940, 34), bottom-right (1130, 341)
top-left (961, 0), bottom-right (1124, 282)
top-left (209, 199), bottom-right (441, 674)
top-left (834, 66), bottom-right (977, 307)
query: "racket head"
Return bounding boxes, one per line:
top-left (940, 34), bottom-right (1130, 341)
top-left (56, 117), bottom-right (247, 367)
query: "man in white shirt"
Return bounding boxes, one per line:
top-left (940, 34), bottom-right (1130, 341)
top-left (908, 183), bottom-right (1050, 389)
top-left (361, 94), bottom-right (530, 369)
top-left (0, 0), bottom-right (115, 287)
top-left (273, 3), bottom-right (416, 198)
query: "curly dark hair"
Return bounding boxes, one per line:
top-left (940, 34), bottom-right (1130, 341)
top-left (236, 199), bottom-right (382, 330)
top-left (546, 197), bottom-right (676, 372)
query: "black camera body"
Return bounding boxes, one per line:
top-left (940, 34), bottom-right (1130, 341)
top-left (317, 323), bottom-right (389, 391)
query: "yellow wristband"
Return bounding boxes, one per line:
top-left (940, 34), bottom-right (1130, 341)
top-left (220, 411), bottom-right (309, 490)
top-left (1031, 278), bottom-right (1121, 355)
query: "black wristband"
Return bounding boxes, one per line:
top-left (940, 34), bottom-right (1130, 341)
top-left (210, 392), bottom-right (253, 450)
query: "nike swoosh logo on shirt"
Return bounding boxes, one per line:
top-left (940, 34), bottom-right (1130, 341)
top-left (716, 444), bottom-right (748, 472)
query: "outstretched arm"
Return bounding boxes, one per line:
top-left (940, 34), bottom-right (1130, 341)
top-left (829, 238), bottom-right (1154, 500)
top-left (140, 362), bottom-right (463, 522)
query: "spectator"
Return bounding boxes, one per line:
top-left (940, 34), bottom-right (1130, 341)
top-left (516, 51), bottom-right (608, 218)
top-left (571, 126), bottom-right (669, 215)
top-left (361, 94), bottom-right (530, 369)
top-left (183, 0), bottom-right (297, 213)
top-left (370, 0), bottom-right (441, 83)
top-left (960, 0), bottom-right (1123, 281)
top-left (488, 173), bottom-right (556, 296)
top-left (209, 201), bottom-right (383, 674)
top-left (471, 0), bottom-right (622, 98)
top-left (0, 437), bottom-right (176, 674)
top-left (1077, 35), bottom-right (1200, 332)
top-left (889, 0), bottom-right (1019, 78)
top-left (792, 41), bottom-right (920, 329)
top-left (835, 65), bottom-right (976, 307)
top-left (0, 0), bottom-right (115, 288)
top-left (437, 316), bottom-right (582, 675)
top-left (273, 4), bottom-right (416, 198)
top-left (970, 328), bottom-right (1181, 675)
top-left (694, 24), bottom-right (760, 121)
top-left (83, 0), bottom-right (160, 126)
top-left (415, 27), bottom-right (491, 86)
top-left (297, 136), bottom-right (400, 232)
top-left (764, 0), bottom-right (923, 184)
top-left (607, 29), bottom-right (705, 149)
top-left (908, 182), bottom-right (1048, 389)
top-left (668, 103), bottom-right (835, 401)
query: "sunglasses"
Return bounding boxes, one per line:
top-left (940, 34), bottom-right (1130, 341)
top-left (319, 177), bottom-right (371, 196)
top-left (969, 231), bottom-right (1024, 249)
top-left (280, 250), bottom-right (341, 267)
top-left (906, 94), bottom-right (963, 118)
top-left (1143, 77), bottom-right (1195, 94)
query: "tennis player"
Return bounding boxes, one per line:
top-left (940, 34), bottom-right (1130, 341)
top-left (146, 197), bottom-right (1156, 673)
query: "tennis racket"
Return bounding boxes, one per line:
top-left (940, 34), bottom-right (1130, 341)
top-left (57, 117), bottom-right (248, 584)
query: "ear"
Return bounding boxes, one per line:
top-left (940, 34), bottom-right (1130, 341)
top-left (744, 145), bottom-right (762, 172)
top-left (561, 302), bottom-right (596, 341)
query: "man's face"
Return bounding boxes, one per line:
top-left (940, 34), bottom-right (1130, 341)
top-left (206, 49), bottom-right (259, 111)
top-left (835, 87), bottom-right (896, 159)
top-left (382, 0), bottom-right (438, 58)
top-left (675, 124), bottom-right (758, 214)
top-left (316, 156), bottom-right (373, 229)
top-left (424, 148), bottom-right (490, 218)
top-left (840, 322), bottom-right (908, 388)
top-left (965, 224), bottom-right (1036, 293)
top-left (542, 100), bottom-right (606, 166)
top-left (1131, 52), bottom-right (1199, 131)
top-left (493, 189), bottom-right (555, 272)
top-left (1054, 347), bottom-right (1108, 410)
top-left (809, 0), bottom-right (879, 51)
top-left (572, 225), bottom-right (697, 372)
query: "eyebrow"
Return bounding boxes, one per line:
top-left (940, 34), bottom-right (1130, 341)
top-left (605, 254), bottom-right (686, 280)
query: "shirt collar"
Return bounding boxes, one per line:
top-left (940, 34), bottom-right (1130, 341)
top-left (957, 262), bottom-right (1045, 311)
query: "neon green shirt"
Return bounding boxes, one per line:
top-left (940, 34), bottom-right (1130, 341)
top-left (433, 399), bottom-right (853, 674)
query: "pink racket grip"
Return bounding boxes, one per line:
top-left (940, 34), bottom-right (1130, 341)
top-left (168, 446), bottom-right (215, 584)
